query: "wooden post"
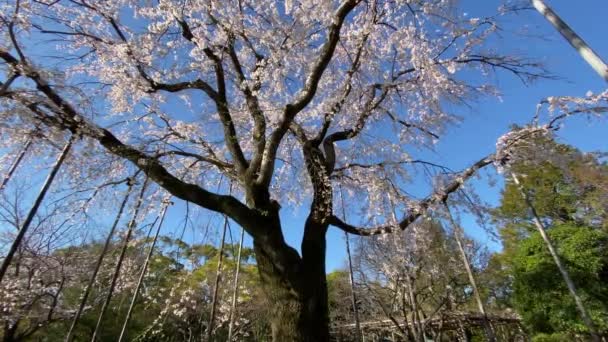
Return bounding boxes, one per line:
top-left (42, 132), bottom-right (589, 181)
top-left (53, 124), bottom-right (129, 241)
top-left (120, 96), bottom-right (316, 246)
top-left (339, 185), bottom-right (363, 342)
top-left (511, 171), bottom-right (600, 341)
top-left (118, 198), bottom-right (171, 342)
top-left (444, 203), bottom-right (496, 342)
top-left (531, 0), bottom-right (608, 82)
top-left (0, 136), bottom-right (73, 284)
top-left (0, 137), bottom-right (32, 191)
top-left (205, 215), bottom-right (229, 342)
top-left (227, 227), bottom-right (245, 341)
top-left (91, 177), bottom-right (149, 342)
top-left (65, 180), bottom-right (135, 342)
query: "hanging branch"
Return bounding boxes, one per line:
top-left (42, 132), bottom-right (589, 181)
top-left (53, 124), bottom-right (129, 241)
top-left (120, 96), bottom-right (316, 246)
top-left (443, 203), bottom-right (496, 342)
top-left (226, 226), bottom-right (244, 342)
top-left (510, 171), bottom-right (601, 342)
top-left (206, 215), bottom-right (229, 342)
top-left (0, 135), bottom-right (73, 285)
top-left (339, 185), bottom-right (363, 342)
top-left (65, 179), bottom-right (136, 342)
top-left (0, 137), bottom-right (33, 192)
top-left (118, 196), bottom-right (172, 342)
top-left (91, 177), bottom-right (150, 342)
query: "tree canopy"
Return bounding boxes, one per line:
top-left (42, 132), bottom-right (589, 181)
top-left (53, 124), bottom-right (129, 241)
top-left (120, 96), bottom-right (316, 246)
top-left (1, 0), bottom-right (607, 341)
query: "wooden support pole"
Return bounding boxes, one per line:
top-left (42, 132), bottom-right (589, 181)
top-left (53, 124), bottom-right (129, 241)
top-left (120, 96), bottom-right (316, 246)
top-left (340, 185), bottom-right (363, 342)
top-left (227, 227), bottom-right (245, 341)
top-left (205, 215), bottom-right (229, 342)
top-left (65, 180), bottom-right (135, 342)
top-left (0, 137), bottom-right (32, 191)
top-left (0, 136), bottom-right (73, 285)
top-left (91, 177), bottom-right (149, 342)
top-left (511, 171), bottom-right (600, 341)
top-left (444, 203), bottom-right (496, 342)
top-left (531, 0), bottom-right (608, 82)
top-left (118, 198), bottom-right (171, 342)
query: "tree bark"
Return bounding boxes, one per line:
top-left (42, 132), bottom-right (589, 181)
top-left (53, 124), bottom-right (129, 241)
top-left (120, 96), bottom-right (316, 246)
top-left (250, 209), bottom-right (330, 342)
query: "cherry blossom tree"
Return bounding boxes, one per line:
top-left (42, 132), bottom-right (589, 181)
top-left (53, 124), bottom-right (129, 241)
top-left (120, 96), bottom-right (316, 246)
top-left (0, 0), bottom-right (570, 340)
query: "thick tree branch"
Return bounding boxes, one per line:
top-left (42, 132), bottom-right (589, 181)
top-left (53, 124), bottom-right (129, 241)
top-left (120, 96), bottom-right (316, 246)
top-left (226, 39), bottom-right (267, 179)
top-left (202, 46), bottom-right (250, 176)
top-left (311, 31), bottom-right (371, 146)
top-left (329, 155), bottom-right (494, 235)
top-left (0, 49), bottom-right (263, 238)
top-left (322, 85), bottom-right (389, 173)
top-left (257, 0), bottom-right (360, 188)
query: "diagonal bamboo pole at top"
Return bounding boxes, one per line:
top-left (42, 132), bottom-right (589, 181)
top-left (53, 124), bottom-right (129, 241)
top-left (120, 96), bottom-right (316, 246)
top-left (531, 0), bottom-right (608, 82)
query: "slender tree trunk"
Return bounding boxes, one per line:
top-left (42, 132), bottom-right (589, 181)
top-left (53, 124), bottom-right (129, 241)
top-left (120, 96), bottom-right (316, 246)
top-left (227, 227), bottom-right (245, 341)
top-left (531, 0), bottom-right (608, 82)
top-left (0, 136), bottom-right (73, 285)
top-left (444, 204), bottom-right (496, 342)
top-left (65, 180), bottom-right (135, 342)
top-left (205, 215), bottom-right (228, 342)
top-left (510, 172), bottom-right (601, 342)
top-left (118, 198), bottom-right (170, 342)
top-left (0, 137), bottom-right (32, 191)
top-left (91, 177), bottom-right (148, 342)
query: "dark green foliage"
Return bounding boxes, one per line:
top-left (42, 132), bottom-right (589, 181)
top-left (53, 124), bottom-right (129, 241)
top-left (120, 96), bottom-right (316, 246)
top-left (487, 137), bottom-right (608, 340)
top-left (511, 224), bottom-right (608, 336)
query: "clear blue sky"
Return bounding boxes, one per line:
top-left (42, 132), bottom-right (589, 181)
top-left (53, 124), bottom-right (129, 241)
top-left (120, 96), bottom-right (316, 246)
top-left (310, 0), bottom-right (608, 271)
top-left (6, 0), bottom-right (606, 273)
top-left (83, 0), bottom-right (608, 272)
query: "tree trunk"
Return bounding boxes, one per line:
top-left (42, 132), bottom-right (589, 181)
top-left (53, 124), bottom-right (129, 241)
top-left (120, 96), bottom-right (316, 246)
top-left (250, 211), bottom-right (330, 342)
top-left (2, 320), bottom-right (19, 342)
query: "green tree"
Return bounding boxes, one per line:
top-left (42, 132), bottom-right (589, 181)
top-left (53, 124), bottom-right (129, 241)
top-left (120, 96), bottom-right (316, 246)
top-left (488, 138), bottom-right (608, 339)
top-left (496, 137), bottom-right (607, 230)
top-left (511, 224), bottom-right (608, 337)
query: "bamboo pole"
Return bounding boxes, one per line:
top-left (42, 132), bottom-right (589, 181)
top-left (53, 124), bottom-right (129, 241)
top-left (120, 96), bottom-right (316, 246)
top-left (91, 177), bottom-right (149, 342)
top-left (0, 137), bottom-right (32, 191)
top-left (226, 227), bottom-right (245, 341)
top-left (444, 203), bottom-right (496, 342)
top-left (0, 136), bottom-right (73, 285)
top-left (118, 198), bottom-right (171, 342)
top-left (531, 0), bottom-right (608, 82)
top-left (510, 171), bottom-right (600, 341)
top-left (205, 216), bottom-right (228, 342)
top-left (386, 193), bottom-right (423, 341)
top-left (339, 185), bottom-right (363, 342)
top-left (65, 180), bottom-right (135, 342)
